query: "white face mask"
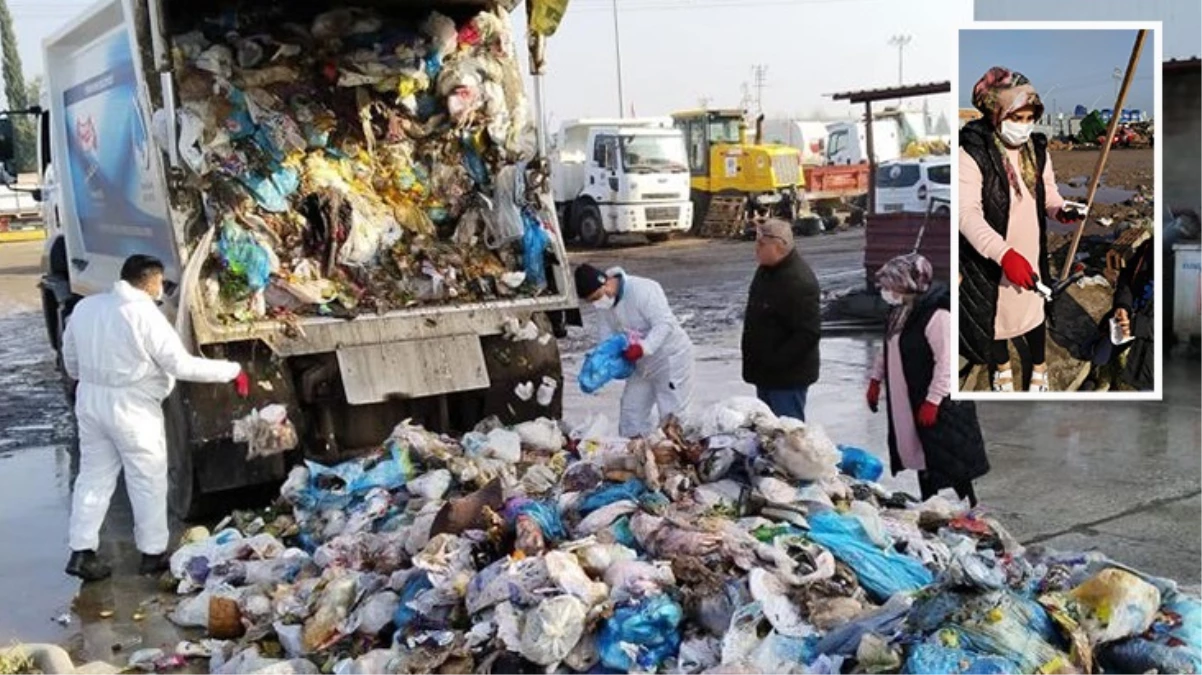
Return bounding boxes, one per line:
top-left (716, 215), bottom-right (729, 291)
top-left (881, 289), bottom-right (904, 306)
top-left (592, 295), bottom-right (616, 310)
top-left (999, 120), bottom-right (1034, 146)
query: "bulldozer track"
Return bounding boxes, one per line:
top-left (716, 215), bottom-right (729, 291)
top-left (699, 195), bottom-right (746, 239)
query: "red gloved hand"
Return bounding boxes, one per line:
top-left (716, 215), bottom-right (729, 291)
top-left (866, 379), bottom-right (881, 413)
top-left (1000, 249), bottom-right (1037, 290)
top-left (623, 343), bottom-right (644, 362)
top-left (917, 401), bottom-right (939, 428)
top-left (234, 371), bottom-right (251, 398)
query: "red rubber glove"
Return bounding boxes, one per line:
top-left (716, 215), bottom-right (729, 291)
top-left (866, 379), bottom-right (881, 413)
top-left (917, 401), bottom-right (939, 428)
top-left (234, 371), bottom-right (251, 398)
top-left (1000, 249), bottom-right (1037, 290)
top-left (623, 343), bottom-right (644, 362)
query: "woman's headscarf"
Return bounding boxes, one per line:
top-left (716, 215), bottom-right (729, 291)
top-left (972, 66), bottom-right (1045, 199)
top-left (876, 253), bottom-right (933, 337)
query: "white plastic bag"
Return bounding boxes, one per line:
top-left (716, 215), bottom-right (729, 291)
top-left (694, 397), bottom-right (777, 438)
top-left (545, 551), bottom-right (608, 607)
top-left (515, 418), bottom-right (564, 452)
top-left (519, 595), bottom-right (587, 666)
top-left (407, 470), bottom-right (452, 501)
top-left (748, 569), bottom-right (814, 638)
top-left (487, 165), bottom-right (526, 250)
top-left (771, 425), bottom-right (840, 482)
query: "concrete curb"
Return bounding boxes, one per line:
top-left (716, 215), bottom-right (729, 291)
top-left (0, 642), bottom-right (77, 673)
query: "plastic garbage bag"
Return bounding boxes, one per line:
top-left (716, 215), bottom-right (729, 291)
top-left (913, 590), bottom-right (1067, 674)
top-left (675, 636), bottom-right (722, 674)
top-left (806, 511), bottom-right (933, 601)
top-left (302, 573), bottom-right (359, 652)
top-left (579, 334), bottom-right (638, 394)
top-left (1098, 593), bottom-right (1202, 674)
top-left (848, 500), bottom-right (891, 548)
top-left (1065, 567), bottom-right (1163, 645)
top-left (487, 165), bottom-right (526, 249)
top-left (232, 405), bottom-right (298, 460)
top-left (903, 642), bottom-right (1019, 674)
top-left (521, 463), bottom-right (560, 496)
top-left (545, 550), bottom-right (608, 606)
top-left (506, 499), bottom-right (567, 542)
top-left (407, 469), bottom-right (452, 501)
top-left (837, 445), bottom-right (884, 481)
top-left (815, 594), bottom-right (913, 657)
top-left (694, 397), bottom-right (777, 438)
top-left (217, 223), bottom-right (277, 291)
top-left (463, 428), bottom-right (522, 463)
top-left (772, 425), bottom-right (840, 482)
top-left (578, 479), bottom-right (647, 515)
top-left (748, 568), bottom-right (814, 638)
top-left (522, 211), bottom-right (551, 290)
top-left (466, 556), bottom-right (551, 614)
top-left (347, 590), bottom-right (399, 636)
top-left (519, 595), bottom-right (588, 665)
top-left (576, 500), bottom-right (639, 536)
top-left (170, 584), bottom-right (241, 628)
top-left (514, 418), bottom-right (564, 452)
top-left (598, 594), bottom-right (684, 671)
top-left (605, 559), bottom-right (676, 603)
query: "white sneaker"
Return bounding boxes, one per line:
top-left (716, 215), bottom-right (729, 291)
top-left (1030, 370), bottom-right (1050, 392)
top-left (992, 369), bottom-right (1015, 392)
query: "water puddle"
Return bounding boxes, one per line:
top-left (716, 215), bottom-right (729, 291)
top-left (1056, 183), bottom-right (1137, 204)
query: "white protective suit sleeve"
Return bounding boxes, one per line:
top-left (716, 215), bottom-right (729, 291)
top-left (140, 310), bottom-right (241, 383)
top-left (624, 278), bottom-right (678, 358)
top-left (62, 314), bottom-right (79, 380)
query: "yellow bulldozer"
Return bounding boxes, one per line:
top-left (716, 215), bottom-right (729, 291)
top-left (670, 109), bottom-right (805, 238)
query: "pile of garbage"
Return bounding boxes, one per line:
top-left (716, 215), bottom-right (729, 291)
top-left (164, 3), bottom-right (557, 322)
top-left (163, 398), bottom-right (1202, 674)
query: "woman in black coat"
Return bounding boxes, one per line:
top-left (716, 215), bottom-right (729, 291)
top-left (867, 254), bottom-right (990, 506)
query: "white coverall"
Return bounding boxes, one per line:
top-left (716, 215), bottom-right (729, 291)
top-left (62, 281), bottom-right (240, 554)
top-left (594, 268), bottom-right (695, 437)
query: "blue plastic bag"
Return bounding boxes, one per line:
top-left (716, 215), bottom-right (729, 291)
top-left (578, 334), bottom-right (638, 395)
top-left (393, 571), bottom-right (434, 634)
top-left (598, 595), bottom-right (684, 671)
top-left (578, 479), bottom-right (647, 516)
top-left (217, 223), bottom-right (274, 291)
top-left (837, 445), bottom-right (884, 481)
top-left (522, 211), bottom-right (549, 290)
top-left (505, 499), bottom-right (568, 543)
top-left (806, 511), bottom-right (933, 602)
top-left (903, 643), bottom-right (1019, 675)
top-left (350, 443), bottom-right (417, 494)
top-left (237, 163), bottom-right (299, 213)
top-left (1099, 593), bottom-right (1202, 675)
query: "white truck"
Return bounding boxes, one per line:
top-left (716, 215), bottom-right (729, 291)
top-left (14, 0), bottom-right (580, 518)
top-left (760, 119), bottom-right (829, 165)
top-left (825, 109), bottom-right (947, 165)
top-left (551, 118), bottom-right (692, 247)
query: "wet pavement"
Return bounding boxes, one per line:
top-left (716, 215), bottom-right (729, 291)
top-left (0, 235), bottom-right (1199, 667)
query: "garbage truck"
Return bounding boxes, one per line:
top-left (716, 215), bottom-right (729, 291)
top-left (20, 0), bottom-right (580, 517)
top-left (551, 118), bottom-right (692, 247)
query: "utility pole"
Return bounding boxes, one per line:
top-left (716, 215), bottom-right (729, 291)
top-left (612, 0), bottom-right (625, 117)
top-left (888, 34), bottom-right (912, 86)
top-left (1111, 67), bottom-right (1122, 105)
top-left (752, 64), bottom-right (768, 114)
top-left (698, 95), bottom-right (712, 110)
top-left (739, 82), bottom-right (753, 114)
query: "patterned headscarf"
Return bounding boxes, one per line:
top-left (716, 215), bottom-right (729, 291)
top-left (972, 66), bottom-right (1045, 198)
top-left (876, 253), bottom-right (934, 337)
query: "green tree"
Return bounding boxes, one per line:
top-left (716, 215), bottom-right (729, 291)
top-left (0, 0), bottom-right (35, 173)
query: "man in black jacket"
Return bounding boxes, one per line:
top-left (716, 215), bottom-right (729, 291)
top-left (741, 219), bottom-right (821, 420)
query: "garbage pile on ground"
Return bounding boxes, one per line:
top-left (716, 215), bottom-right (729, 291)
top-left (164, 3), bottom-right (558, 322)
top-left (163, 398), bottom-right (1202, 674)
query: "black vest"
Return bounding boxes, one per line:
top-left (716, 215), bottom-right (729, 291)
top-left (885, 284), bottom-right (990, 487)
top-left (959, 120), bottom-right (1050, 364)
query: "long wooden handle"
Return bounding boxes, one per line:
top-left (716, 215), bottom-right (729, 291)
top-left (1059, 29), bottom-right (1148, 281)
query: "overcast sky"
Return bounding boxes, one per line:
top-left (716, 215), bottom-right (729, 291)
top-left (8, 0), bottom-right (968, 121)
top-left (959, 29), bottom-right (1157, 116)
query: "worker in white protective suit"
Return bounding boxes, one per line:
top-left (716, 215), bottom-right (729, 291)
top-left (61, 255), bottom-right (244, 581)
top-left (575, 263), bottom-right (694, 437)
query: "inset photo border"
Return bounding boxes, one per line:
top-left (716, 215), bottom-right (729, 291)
top-left (950, 21), bottom-right (1164, 401)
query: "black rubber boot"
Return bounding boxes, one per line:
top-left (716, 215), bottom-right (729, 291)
top-left (65, 550), bottom-right (112, 582)
top-left (139, 553), bottom-right (170, 576)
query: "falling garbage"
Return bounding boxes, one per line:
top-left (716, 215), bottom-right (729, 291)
top-left (157, 400), bottom-right (1202, 674)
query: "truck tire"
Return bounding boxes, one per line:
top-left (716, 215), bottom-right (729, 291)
top-left (574, 203), bottom-right (607, 248)
top-left (165, 392), bottom-right (200, 521)
top-left (689, 192), bottom-right (711, 234)
top-left (934, 205), bottom-right (950, 217)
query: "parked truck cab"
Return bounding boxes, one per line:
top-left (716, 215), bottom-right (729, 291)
top-left (33, 0), bottom-right (580, 519)
top-left (552, 118), bottom-right (692, 248)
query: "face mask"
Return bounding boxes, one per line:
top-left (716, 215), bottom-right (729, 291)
top-left (592, 295), bottom-right (616, 310)
top-left (999, 120), bottom-right (1034, 146)
top-left (881, 289), bottom-right (904, 306)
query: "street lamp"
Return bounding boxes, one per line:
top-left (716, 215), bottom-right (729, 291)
top-left (612, 0), bottom-right (626, 117)
top-left (888, 34), bottom-right (912, 86)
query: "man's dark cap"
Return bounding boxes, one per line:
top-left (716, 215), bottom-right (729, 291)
top-left (574, 264), bottom-right (607, 299)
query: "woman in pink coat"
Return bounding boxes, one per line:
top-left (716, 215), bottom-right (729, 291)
top-left (958, 67), bottom-right (1083, 391)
